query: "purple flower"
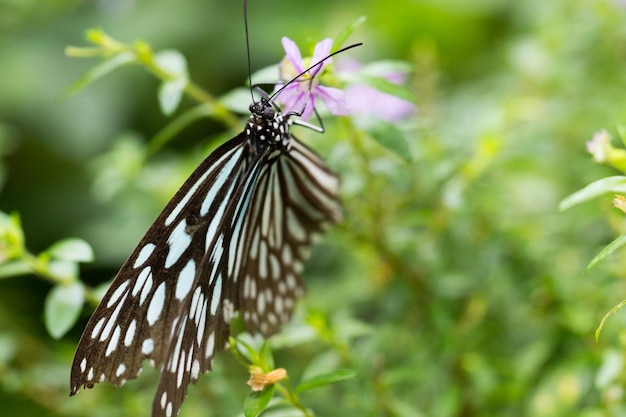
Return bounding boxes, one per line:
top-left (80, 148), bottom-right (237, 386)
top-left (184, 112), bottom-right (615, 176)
top-left (274, 37), bottom-right (349, 121)
top-left (338, 57), bottom-right (416, 122)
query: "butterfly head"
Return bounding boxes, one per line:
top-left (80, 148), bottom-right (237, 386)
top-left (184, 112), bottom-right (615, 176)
top-left (246, 98), bottom-right (290, 151)
top-left (249, 98), bottom-right (275, 121)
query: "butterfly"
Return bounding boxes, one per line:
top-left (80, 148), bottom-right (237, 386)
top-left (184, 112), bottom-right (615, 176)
top-left (68, 34), bottom-right (353, 417)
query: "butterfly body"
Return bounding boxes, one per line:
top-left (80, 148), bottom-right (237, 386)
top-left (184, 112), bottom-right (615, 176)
top-left (70, 98), bottom-right (341, 417)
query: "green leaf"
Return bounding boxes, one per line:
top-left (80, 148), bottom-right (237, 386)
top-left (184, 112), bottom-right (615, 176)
top-left (558, 176), bottom-right (626, 211)
top-left (333, 16), bottom-right (367, 50)
top-left (0, 211), bottom-right (25, 261)
top-left (294, 369), bottom-right (357, 394)
top-left (47, 260), bottom-right (79, 281)
top-left (44, 282), bottom-right (85, 339)
top-left (366, 120), bottom-right (412, 162)
top-left (259, 341), bottom-right (274, 369)
top-left (249, 64), bottom-right (280, 86)
top-left (66, 51), bottom-right (135, 94)
top-left (0, 259), bottom-right (31, 279)
top-left (596, 298), bottom-right (626, 342)
top-left (586, 233), bottom-right (626, 272)
top-left (156, 50), bottom-right (188, 116)
top-left (220, 87), bottom-right (256, 114)
top-left (243, 385), bottom-right (276, 417)
top-left (46, 238), bottom-right (94, 263)
top-left (236, 336), bottom-right (261, 364)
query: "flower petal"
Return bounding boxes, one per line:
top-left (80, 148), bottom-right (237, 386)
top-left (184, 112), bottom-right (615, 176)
top-left (345, 85), bottom-right (416, 122)
top-left (311, 38), bottom-right (333, 76)
top-left (281, 37), bottom-right (304, 73)
top-left (316, 85), bottom-right (350, 116)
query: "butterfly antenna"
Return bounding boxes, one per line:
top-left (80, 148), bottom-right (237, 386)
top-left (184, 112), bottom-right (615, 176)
top-left (269, 42), bottom-right (363, 103)
top-left (244, 0), bottom-right (255, 104)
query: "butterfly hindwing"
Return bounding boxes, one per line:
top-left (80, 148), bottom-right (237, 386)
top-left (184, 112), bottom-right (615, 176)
top-left (236, 137), bottom-right (342, 336)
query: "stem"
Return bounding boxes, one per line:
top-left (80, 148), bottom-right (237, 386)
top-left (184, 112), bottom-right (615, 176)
top-left (275, 382), bottom-right (314, 417)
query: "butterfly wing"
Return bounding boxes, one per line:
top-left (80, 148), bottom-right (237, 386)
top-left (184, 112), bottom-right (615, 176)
top-left (234, 136), bottom-right (342, 336)
top-left (70, 134), bottom-right (252, 394)
top-left (150, 137), bottom-right (341, 417)
top-left (151, 148), bottom-right (276, 417)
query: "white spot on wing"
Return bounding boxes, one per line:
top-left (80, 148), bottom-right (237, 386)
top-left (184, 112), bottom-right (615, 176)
top-left (175, 259), bottom-right (196, 300)
top-left (210, 275), bottom-right (222, 315)
top-left (147, 282), bottom-right (166, 325)
top-left (133, 267), bottom-right (152, 297)
top-left (259, 241), bottom-right (268, 279)
top-left (107, 280), bottom-right (129, 308)
top-left (124, 319), bottom-right (136, 347)
top-left (139, 269), bottom-right (154, 305)
top-left (286, 208), bottom-right (306, 240)
top-left (116, 363), bottom-right (126, 377)
top-left (105, 325), bottom-right (121, 356)
top-left (91, 317), bottom-right (105, 339)
top-left (133, 243), bottom-right (155, 268)
top-left (142, 338), bottom-right (154, 355)
top-left (100, 299), bottom-right (124, 341)
top-left (257, 292), bottom-right (266, 314)
top-left (205, 333), bottom-right (215, 359)
top-left (200, 148), bottom-right (243, 216)
top-left (191, 359), bottom-right (200, 380)
top-left (165, 219), bottom-right (191, 268)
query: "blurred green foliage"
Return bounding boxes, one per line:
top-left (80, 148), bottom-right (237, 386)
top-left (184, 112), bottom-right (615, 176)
top-left (4, 0), bottom-right (626, 416)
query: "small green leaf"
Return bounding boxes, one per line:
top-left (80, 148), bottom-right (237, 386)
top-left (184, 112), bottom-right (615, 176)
top-left (259, 341), bottom-right (274, 369)
top-left (48, 260), bottom-right (79, 281)
top-left (596, 298), bottom-right (626, 342)
top-left (294, 369), bottom-right (357, 394)
top-left (220, 87), bottom-right (256, 114)
top-left (586, 233), bottom-right (626, 272)
top-left (243, 385), bottom-right (275, 417)
top-left (44, 282), bottom-right (85, 339)
top-left (249, 64), bottom-right (280, 87)
top-left (0, 211), bottom-right (25, 262)
top-left (333, 16), bottom-right (367, 50)
top-left (47, 238), bottom-right (94, 263)
top-left (0, 259), bottom-right (31, 279)
top-left (236, 336), bottom-right (261, 364)
top-left (66, 51), bottom-right (135, 94)
top-left (366, 120), bottom-right (412, 162)
top-left (156, 50), bottom-right (188, 116)
top-left (559, 176), bottom-right (626, 211)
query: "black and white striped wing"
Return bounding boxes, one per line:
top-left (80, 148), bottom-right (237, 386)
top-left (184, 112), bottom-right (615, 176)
top-left (234, 137), bottom-right (342, 336)
top-left (151, 137), bottom-right (341, 417)
top-left (70, 134), bottom-right (252, 393)
top-left (150, 149), bottom-right (277, 417)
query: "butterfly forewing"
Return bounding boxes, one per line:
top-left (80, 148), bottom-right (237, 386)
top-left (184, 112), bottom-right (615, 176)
top-left (70, 135), bottom-right (252, 393)
top-left (151, 148), bottom-right (276, 417)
